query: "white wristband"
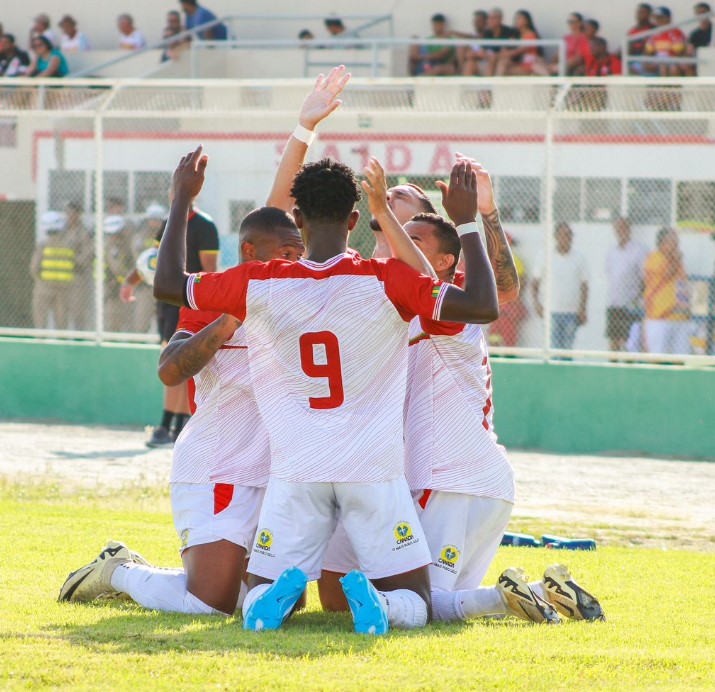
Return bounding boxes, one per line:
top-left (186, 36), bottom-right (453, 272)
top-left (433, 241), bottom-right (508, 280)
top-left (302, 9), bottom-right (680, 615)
top-left (292, 124), bottom-right (316, 146)
top-left (456, 217), bottom-right (485, 243)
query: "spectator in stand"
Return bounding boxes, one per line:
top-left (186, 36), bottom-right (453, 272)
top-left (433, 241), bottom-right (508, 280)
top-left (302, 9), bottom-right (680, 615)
top-left (686, 3), bottom-right (712, 75)
top-left (574, 18), bottom-right (601, 71)
top-left (58, 15), bottom-right (90, 53)
top-left (451, 10), bottom-right (488, 76)
top-left (28, 36), bottom-right (69, 78)
top-left (0, 34), bottom-right (31, 77)
top-left (532, 223), bottom-right (589, 351)
top-left (560, 12), bottom-right (591, 75)
top-left (585, 37), bottom-right (623, 75)
top-left (29, 14), bottom-right (56, 50)
top-left (483, 8), bottom-right (520, 76)
top-left (645, 6), bottom-right (687, 75)
top-left (627, 3), bottom-right (655, 74)
top-left (180, 0), bottom-right (228, 41)
top-left (644, 228), bottom-right (691, 354)
top-left (161, 10), bottom-right (189, 62)
top-left (605, 218), bottom-right (648, 352)
top-left (298, 29), bottom-right (315, 42)
top-left (117, 14), bottom-right (146, 51)
top-left (495, 10), bottom-right (545, 76)
top-left (408, 14), bottom-right (458, 76)
top-left (324, 17), bottom-right (347, 37)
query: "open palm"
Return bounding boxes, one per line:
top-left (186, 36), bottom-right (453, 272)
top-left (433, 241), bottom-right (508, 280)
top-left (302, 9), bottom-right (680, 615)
top-left (299, 65), bottom-right (351, 130)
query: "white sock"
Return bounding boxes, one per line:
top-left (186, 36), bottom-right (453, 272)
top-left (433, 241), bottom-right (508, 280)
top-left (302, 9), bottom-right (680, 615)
top-left (235, 581), bottom-right (248, 612)
top-left (432, 587), bottom-right (507, 622)
top-left (241, 583), bottom-right (270, 617)
top-left (529, 581), bottom-right (545, 599)
top-left (110, 563), bottom-right (220, 615)
top-left (377, 589), bottom-right (428, 629)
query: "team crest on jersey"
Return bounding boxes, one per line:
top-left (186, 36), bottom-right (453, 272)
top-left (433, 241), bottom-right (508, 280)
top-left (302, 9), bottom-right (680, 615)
top-left (180, 529), bottom-right (190, 549)
top-left (256, 529), bottom-right (273, 550)
top-left (431, 285), bottom-right (441, 299)
top-left (437, 545), bottom-right (461, 573)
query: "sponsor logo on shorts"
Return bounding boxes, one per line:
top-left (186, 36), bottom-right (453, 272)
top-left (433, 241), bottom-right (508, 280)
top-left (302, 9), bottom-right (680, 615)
top-left (392, 521), bottom-right (419, 552)
top-left (254, 528), bottom-right (275, 558)
top-left (436, 544), bottom-right (461, 574)
top-left (180, 529), bottom-right (190, 549)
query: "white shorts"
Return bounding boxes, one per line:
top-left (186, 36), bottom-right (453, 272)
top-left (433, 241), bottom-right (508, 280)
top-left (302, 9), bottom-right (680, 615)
top-left (249, 476), bottom-right (431, 581)
top-left (171, 483), bottom-right (265, 553)
top-left (416, 490), bottom-right (513, 591)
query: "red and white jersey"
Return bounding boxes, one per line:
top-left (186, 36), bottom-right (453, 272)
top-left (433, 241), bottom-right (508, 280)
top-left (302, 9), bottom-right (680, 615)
top-left (170, 307), bottom-right (271, 487)
top-left (404, 275), bottom-right (515, 503)
top-left (186, 252), bottom-right (449, 483)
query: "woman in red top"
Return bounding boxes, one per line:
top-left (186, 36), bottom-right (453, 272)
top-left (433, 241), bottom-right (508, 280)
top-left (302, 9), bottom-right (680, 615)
top-left (495, 10), bottom-right (546, 75)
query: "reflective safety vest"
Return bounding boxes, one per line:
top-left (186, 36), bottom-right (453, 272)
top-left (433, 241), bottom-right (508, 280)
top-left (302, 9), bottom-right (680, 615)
top-left (40, 246), bottom-right (76, 282)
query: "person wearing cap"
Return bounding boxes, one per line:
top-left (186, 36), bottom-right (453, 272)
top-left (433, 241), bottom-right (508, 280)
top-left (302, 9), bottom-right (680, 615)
top-left (59, 15), bottom-right (90, 53)
top-left (30, 210), bottom-right (78, 330)
top-left (409, 14), bottom-right (458, 76)
top-left (686, 3), bottom-right (712, 75)
top-left (645, 7), bottom-right (687, 75)
top-left (63, 201), bottom-right (94, 331)
top-left (102, 198), bottom-right (135, 332)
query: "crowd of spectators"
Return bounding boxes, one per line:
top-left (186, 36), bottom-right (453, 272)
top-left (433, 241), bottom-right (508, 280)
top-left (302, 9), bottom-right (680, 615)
top-left (0, 2), bottom-right (226, 77)
top-left (409, 4), bottom-right (714, 78)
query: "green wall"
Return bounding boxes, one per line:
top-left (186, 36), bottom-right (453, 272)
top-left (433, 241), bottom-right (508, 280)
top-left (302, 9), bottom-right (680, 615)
top-left (1, 339), bottom-right (713, 458)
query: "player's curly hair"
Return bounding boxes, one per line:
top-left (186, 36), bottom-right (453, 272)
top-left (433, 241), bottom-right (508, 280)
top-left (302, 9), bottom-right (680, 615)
top-left (290, 158), bottom-right (362, 223)
top-left (410, 212), bottom-right (461, 275)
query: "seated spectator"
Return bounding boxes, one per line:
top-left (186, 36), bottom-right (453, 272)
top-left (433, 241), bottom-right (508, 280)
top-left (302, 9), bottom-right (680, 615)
top-left (29, 14), bottom-right (56, 50)
top-left (28, 36), bottom-right (69, 77)
top-left (117, 14), bottom-right (146, 51)
top-left (161, 10), bottom-right (188, 62)
top-left (558, 12), bottom-right (591, 75)
top-left (585, 37), bottom-right (622, 75)
top-left (645, 6), bottom-right (687, 75)
top-left (686, 2), bottom-right (712, 75)
top-left (298, 29), bottom-right (315, 41)
top-left (0, 34), bottom-right (31, 77)
top-left (627, 3), bottom-right (655, 74)
top-left (495, 10), bottom-right (545, 75)
top-left (574, 18), bottom-right (601, 71)
top-left (58, 15), bottom-right (90, 53)
top-left (451, 10), bottom-right (488, 76)
top-left (482, 8), bottom-right (520, 76)
top-left (409, 13), bottom-right (458, 76)
top-left (180, 0), bottom-right (228, 41)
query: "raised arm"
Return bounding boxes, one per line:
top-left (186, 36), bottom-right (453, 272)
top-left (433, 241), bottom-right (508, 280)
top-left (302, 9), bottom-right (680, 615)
top-left (456, 153), bottom-right (519, 304)
top-left (266, 66), bottom-right (350, 212)
top-left (361, 157), bottom-right (436, 278)
top-left (158, 314), bottom-right (240, 386)
top-left (154, 147), bottom-right (207, 305)
top-left (437, 162), bottom-right (499, 323)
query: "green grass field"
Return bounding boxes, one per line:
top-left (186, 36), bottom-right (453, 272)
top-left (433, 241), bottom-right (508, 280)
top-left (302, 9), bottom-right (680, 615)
top-left (1, 482), bottom-right (714, 690)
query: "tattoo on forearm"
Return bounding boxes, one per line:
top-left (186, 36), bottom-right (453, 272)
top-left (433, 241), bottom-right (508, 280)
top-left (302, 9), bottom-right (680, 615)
top-left (482, 209), bottom-right (520, 297)
top-left (175, 331), bottom-right (224, 379)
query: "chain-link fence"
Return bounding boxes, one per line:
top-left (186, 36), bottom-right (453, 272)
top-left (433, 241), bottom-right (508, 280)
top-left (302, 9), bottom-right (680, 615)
top-left (1, 77), bottom-right (714, 363)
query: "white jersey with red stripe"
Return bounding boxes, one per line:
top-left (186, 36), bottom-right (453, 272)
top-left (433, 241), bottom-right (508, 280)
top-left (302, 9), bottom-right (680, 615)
top-left (170, 307), bottom-right (271, 487)
top-left (404, 275), bottom-right (515, 502)
top-left (185, 252), bottom-right (449, 483)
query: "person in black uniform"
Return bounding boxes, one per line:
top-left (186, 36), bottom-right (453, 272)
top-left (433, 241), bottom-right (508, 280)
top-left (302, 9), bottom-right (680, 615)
top-left (121, 202), bottom-right (219, 447)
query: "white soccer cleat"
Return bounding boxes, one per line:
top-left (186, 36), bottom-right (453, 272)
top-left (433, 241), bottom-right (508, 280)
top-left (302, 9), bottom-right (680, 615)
top-left (58, 541), bottom-right (142, 603)
top-left (497, 567), bottom-right (561, 624)
top-left (542, 564), bottom-right (606, 622)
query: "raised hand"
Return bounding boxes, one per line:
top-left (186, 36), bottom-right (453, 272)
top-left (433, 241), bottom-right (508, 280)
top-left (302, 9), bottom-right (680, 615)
top-left (436, 161), bottom-right (478, 226)
top-left (172, 145), bottom-right (208, 203)
top-left (299, 65), bottom-right (351, 130)
top-left (455, 152), bottom-right (496, 215)
top-left (360, 157), bottom-right (390, 217)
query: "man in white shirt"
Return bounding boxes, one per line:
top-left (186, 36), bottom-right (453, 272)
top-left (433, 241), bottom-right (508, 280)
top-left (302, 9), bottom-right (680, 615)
top-left (605, 217), bottom-right (648, 351)
top-left (29, 14), bottom-right (56, 50)
top-left (117, 14), bottom-right (146, 51)
top-left (532, 222), bottom-right (589, 351)
top-left (59, 15), bottom-right (90, 53)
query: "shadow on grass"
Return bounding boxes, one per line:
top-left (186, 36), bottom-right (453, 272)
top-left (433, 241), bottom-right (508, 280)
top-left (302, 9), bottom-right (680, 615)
top-left (43, 602), bottom-right (487, 657)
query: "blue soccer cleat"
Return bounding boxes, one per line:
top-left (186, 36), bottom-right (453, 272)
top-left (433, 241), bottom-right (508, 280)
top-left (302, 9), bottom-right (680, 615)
top-left (243, 567), bottom-right (307, 631)
top-left (340, 570), bottom-right (389, 635)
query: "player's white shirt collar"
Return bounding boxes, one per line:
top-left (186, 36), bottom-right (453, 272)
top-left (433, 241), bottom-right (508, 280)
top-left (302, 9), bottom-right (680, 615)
top-left (298, 253), bottom-right (351, 271)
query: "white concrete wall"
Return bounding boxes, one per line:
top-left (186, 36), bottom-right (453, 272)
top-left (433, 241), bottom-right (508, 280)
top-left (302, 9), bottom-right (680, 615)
top-left (0, 0), bottom-right (701, 55)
